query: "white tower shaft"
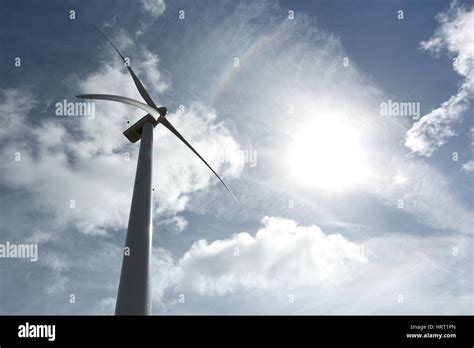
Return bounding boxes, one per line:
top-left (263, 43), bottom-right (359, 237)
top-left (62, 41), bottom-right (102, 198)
top-left (115, 120), bottom-right (154, 315)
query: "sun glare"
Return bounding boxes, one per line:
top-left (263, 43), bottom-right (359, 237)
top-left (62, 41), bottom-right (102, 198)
top-left (287, 119), bottom-right (370, 191)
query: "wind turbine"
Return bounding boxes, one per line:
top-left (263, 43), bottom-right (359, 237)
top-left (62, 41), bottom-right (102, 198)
top-left (77, 29), bottom-right (238, 315)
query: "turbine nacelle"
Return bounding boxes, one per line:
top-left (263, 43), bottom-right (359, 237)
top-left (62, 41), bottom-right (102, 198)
top-left (124, 107), bottom-right (167, 143)
top-left (157, 106), bottom-right (168, 118)
top-left (76, 94), bottom-right (166, 143)
top-left (124, 114), bottom-right (157, 143)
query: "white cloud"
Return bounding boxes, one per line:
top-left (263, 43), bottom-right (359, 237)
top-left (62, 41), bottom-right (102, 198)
top-left (40, 251), bottom-right (70, 295)
top-left (405, 2), bottom-right (474, 156)
top-left (393, 173), bottom-right (409, 184)
top-left (141, 0), bottom-right (166, 18)
top-left (462, 160), bottom-right (474, 172)
top-left (152, 216), bottom-right (367, 299)
top-left (157, 215), bottom-right (188, 232)
top-left (151, 247), bottom-right (177, 306)
top-left (26, 230), bottom-right (55, 244)
top-left (151, 216), bottom-right (472, 314)
top-left (153, 103), bottom-right (244, 213)
top-left (0, 31), bottom-right (243, 235)
top-left (375, 156), bottom-right (474, 234)
top-left (94, 297), bottom-right (116, 314)
top-left (0, 89), bottom-right (36, 141)
top-left (138, 50), bottom-right (169, 94)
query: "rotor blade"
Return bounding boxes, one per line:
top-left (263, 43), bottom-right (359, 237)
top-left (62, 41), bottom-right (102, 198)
top-left (160, 117), bottom-right (240, 206)
top-left (76, 94), bottom-right (161, 121)
top-left (95, 27), bottom-right (158, 108)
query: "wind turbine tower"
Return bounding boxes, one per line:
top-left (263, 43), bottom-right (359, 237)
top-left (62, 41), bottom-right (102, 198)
top-left (77, 29), bottom-right (237, 315)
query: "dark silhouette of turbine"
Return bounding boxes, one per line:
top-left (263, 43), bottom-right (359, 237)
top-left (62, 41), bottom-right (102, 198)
top-left (77, 28), bottom-right (238, 315)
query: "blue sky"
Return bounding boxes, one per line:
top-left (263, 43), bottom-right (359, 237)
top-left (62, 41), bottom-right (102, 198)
top-left (0, 0), bottom-right (473, 314)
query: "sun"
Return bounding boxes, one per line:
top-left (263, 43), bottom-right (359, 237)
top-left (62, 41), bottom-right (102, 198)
top-left (287, 118), bottom-right (370, 191)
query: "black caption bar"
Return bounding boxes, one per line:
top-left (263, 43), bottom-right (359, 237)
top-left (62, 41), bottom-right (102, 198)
top-left (0, 315), bottom-right (473, 346)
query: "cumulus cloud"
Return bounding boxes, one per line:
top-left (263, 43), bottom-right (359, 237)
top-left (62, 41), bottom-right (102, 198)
top-left (0, 32), bottom-right (243, 235)
top-left (151, 217), bottom-right (472, 314)
top-left (40, 251), bottom-right (70, 295)
top-left (152, 216), bottom-right (367, 301)
top-left (157, 215), bottom-right (188, 232)
top-left (141, 0), bottom-right (166, 18)
top-left (0, 89), bottom-right (36, 141)
top-left (94, 297), bottom-right (116, 314)
top-left (405, 1), bottom-right (474, 156)
top-left (153, 103), bottom-right (244, 213)
top-left (462, 160), bottom-right (474, 172)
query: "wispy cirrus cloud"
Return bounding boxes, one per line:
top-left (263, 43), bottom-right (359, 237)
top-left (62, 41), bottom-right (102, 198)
top-left (405, 1), bottom-right (474, 157)
top-left (172, 0), bottom-right (472, 235)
